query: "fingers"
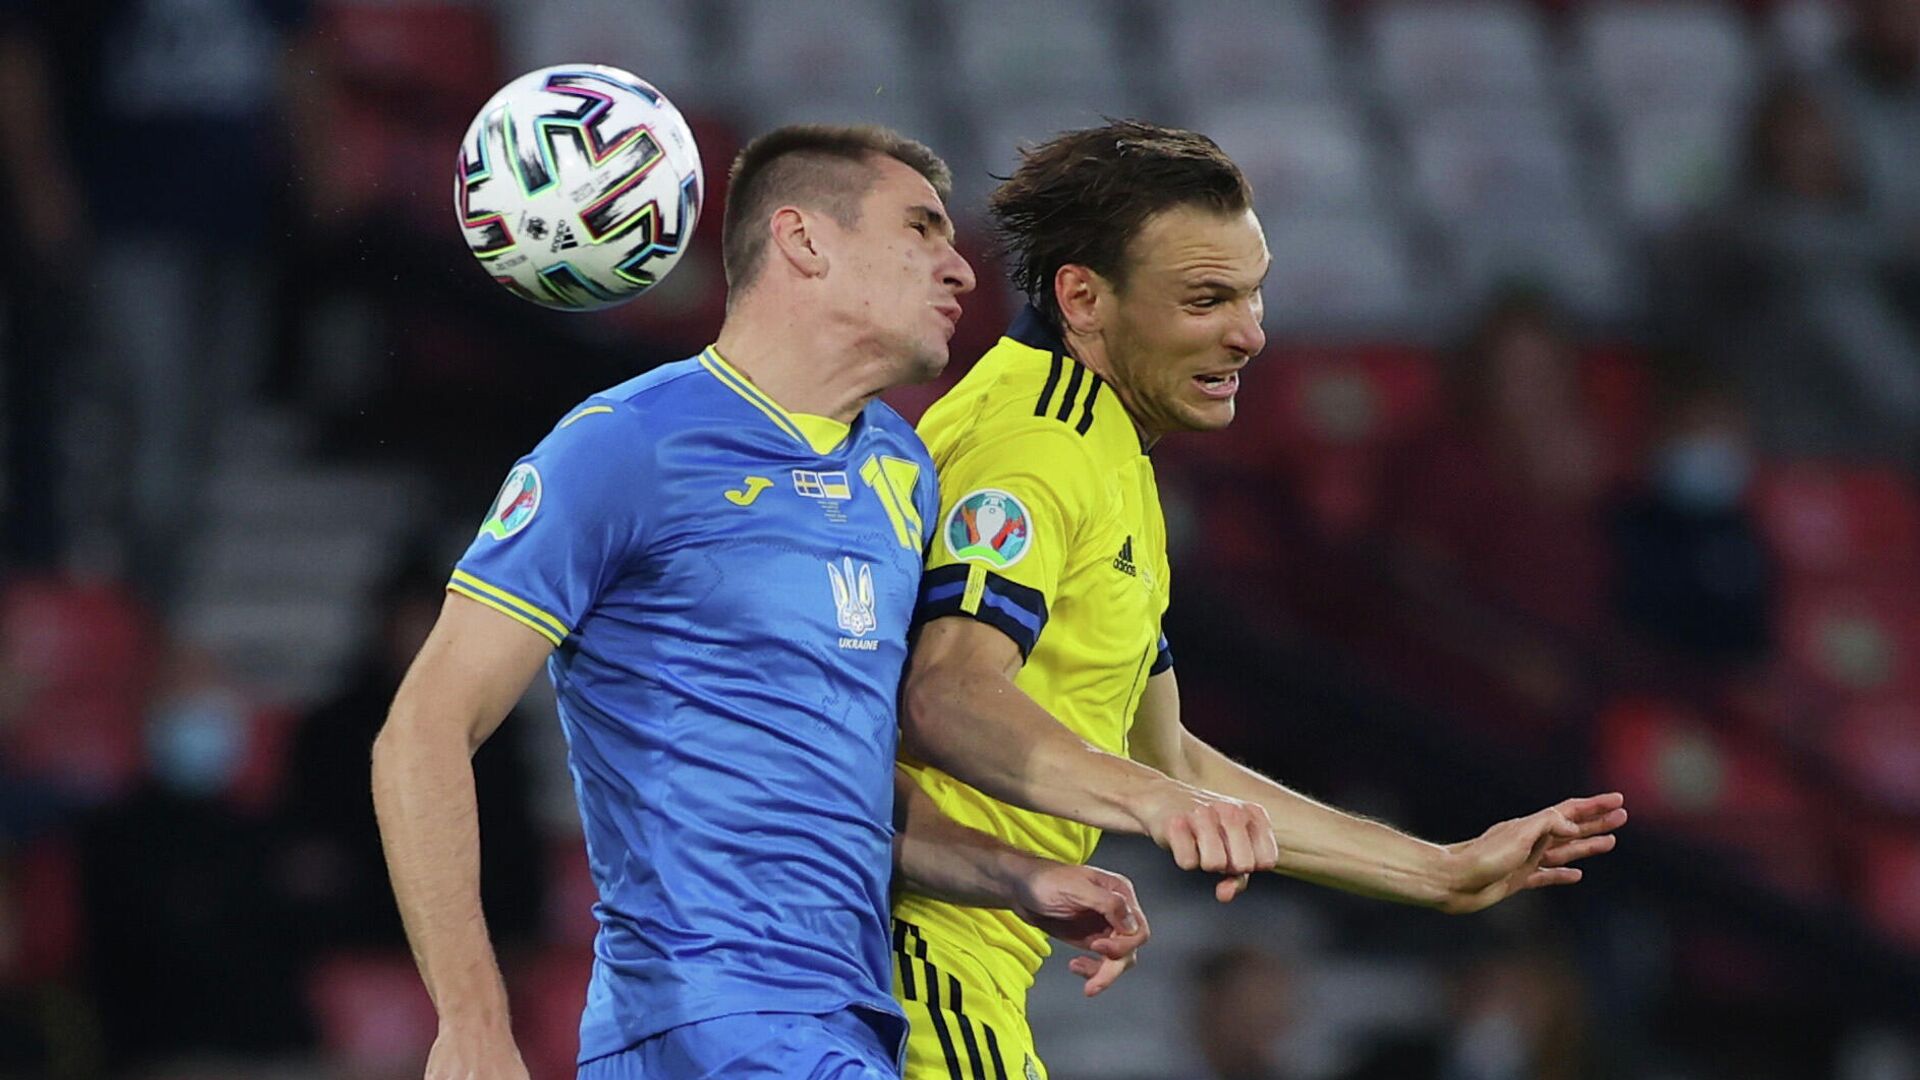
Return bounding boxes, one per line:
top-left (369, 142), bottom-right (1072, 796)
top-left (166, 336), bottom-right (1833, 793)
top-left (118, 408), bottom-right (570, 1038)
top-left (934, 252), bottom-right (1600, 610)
top-left (1215, 873), bottom-right (1250, 904)
top-left (1523, 866), bottom-right (1582, 890)
top-left (1192, 810), bottom-right (1229, 873)
top-left (1540, 833), bottom-right (1617, 867)
top-left (1558, 792), bottom-right (1626, 821)
top-left (1069, 953), bottom-right (1135, 997)
top-left (1163, 815), bottom-right (1201, 871)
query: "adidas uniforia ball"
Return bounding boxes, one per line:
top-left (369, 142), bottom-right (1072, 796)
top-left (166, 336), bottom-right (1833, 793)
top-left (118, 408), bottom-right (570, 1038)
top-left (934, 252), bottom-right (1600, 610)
top-left (455, 64), bottom-right (704, 311)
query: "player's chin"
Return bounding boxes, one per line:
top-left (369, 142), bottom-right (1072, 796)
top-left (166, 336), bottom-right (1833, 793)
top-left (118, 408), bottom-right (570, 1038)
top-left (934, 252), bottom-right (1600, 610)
top-left (908, 340), bottom-right (951, 382)
top-left (1176, 393), bottom-right (1237, 432)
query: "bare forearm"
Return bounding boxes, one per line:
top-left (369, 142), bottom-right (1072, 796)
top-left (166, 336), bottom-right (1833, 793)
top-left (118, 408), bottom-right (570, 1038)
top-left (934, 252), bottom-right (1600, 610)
top-left (1177, 734), bottom-right (1455, 908)
top-left (370, 709), bottom-right (512, 1026)
top-left (903, 669), bottom-right (1171, 835)
top-left (891, 769), bottom-right (1049, 908)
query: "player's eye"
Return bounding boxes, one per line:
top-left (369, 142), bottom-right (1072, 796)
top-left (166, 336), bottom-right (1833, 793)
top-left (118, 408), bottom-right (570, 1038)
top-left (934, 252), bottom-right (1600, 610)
top-left (1188, 296), bottom-right (1222, 309)
top-left (910, 221), bottom-right (929, 236)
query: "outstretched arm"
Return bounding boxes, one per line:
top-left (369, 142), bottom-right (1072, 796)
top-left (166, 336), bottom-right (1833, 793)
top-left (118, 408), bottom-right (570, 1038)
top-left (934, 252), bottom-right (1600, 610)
top-left (901, 617), bottom-right (1278, 890)
top-left (371, 593), bottom-right (550, 1079)
top-left (1129, 669), bottom-right (1627, 915)
top-left (891, 767), bottom-right (1149, 996)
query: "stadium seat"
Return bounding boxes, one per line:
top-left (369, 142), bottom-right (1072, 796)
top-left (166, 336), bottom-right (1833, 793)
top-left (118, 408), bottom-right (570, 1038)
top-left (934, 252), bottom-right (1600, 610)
top-left (0, 576), bottom-right (154, 692)
top-left (1596, 697), bottom-right (1812, 824)
top-left (1368, 1), bottom-right (1554, 111)
top-left (314, 2), bottom-right (501, 107)
top-left (1596, 697), bottom-right (1832, 898)
top-left (307, 951), bottom-right (439, 1072)
top-left (1608, 106), bottom-right (1742, 229)
top-left (1403, 106), bottom-right (1588, 223)
top-left (1259, 214), bottom-right (1426, 334)
top-left (513, 947), bottom-right (593, 1080)
top-left (545, 841), bottom-right (601, 947)
top-left (1576, 1), bottom-right (1758, 121)
top-left (1857, 828), bottom-right (1920, 950)
top-left (1195, 100), bottom-right (1383, 216)
top-left (1779, 585), bottom-right (1920, 698)
top-left (1261, 344), bottom-right (1444, 456)
top-left (1159, 0), bottom-right (1343, 109)
top-left (500, 0), bottom-right (706, 109)
top-left (945, 0), bottom-right (1134, 114)
top-left (1828, 699), bottom-right (1920, 814)
top-left (728, 0), bottom-right (919, 111)
top-left (1754, 463), bottom-right (1920, 581)
top-left (1446, 213), bottom-right (1634, 323)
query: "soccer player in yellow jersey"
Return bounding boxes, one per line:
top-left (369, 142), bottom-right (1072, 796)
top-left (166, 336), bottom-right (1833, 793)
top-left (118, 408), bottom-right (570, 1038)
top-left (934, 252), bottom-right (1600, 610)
top-left (889, 121), bottom-right (1630, 1080)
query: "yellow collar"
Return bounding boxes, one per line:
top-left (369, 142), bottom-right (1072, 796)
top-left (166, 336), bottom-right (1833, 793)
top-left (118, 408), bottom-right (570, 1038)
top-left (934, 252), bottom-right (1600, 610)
top-left (699, 346), bottom-right (849, 455)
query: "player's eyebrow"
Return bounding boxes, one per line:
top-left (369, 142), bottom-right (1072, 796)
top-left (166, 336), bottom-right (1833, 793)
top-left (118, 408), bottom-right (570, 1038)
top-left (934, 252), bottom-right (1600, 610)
top-left (908, 204), bottom-right (954, 241)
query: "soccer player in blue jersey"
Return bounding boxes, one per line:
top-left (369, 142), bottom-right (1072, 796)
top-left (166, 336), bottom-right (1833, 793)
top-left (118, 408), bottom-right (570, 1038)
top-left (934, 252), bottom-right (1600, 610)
top-left (370, 125), bottom-right (1152, 1080)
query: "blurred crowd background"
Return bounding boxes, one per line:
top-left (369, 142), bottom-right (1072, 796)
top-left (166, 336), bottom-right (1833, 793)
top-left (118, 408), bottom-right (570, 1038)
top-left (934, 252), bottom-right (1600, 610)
top-left (2, 0), bottom-right (1920, 1077)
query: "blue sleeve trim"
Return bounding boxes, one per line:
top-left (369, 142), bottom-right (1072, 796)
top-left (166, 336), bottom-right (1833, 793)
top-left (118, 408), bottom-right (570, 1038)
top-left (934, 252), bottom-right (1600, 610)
top-left (915, 564), bottom-right (1049, 660)
top-left (1150, 632), bottom-right (1173, 676)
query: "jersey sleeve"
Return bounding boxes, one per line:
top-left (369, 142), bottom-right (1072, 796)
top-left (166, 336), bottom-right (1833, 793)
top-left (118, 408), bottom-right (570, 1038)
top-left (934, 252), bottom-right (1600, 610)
top-left (916, 426), bottom-right (1102, 659)
top-left (448, 403), bottom-right (649, 647)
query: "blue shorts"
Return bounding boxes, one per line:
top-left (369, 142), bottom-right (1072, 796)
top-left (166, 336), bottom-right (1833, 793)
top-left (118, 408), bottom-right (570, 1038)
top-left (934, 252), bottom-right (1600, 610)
top-left (578, 1008), bottom-right (906, 1079)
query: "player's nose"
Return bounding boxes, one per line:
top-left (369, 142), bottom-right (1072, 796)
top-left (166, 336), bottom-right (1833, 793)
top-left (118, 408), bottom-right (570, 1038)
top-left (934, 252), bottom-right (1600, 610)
top-left (942, 246), bottom-right (977, 296)
top-left (1224, 304), bottom-right (1265, 361)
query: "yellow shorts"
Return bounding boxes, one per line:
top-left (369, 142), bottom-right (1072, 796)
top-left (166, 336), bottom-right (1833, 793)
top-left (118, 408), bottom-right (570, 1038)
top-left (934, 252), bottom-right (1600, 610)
top-left (891, 918), bottom-right (1046, 1080)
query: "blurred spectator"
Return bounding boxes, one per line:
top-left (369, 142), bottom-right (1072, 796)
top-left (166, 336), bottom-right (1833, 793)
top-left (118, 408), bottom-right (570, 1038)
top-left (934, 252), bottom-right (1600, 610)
top-left (1659, 78), bottom-right (1920, 460)
top-left (277, 556), bottom-right (544, 953)
top-left (1187, 945), bottom-right (1297, 1080)
top-left (1820, 0), bottom-right (1920, 232)
top-left (7, 0), bottom-right (313, 604)
top-left (75, 646), bottom-right (310, 1071)
top-left (0, 7), bottom-right (86, 571)
top-left (1388, 289), bottom-right (1620, 641)
top-left (1438, 941), bottom-right (1591, 1080)
top-left (1608, 380), bottom-right (1775, 666)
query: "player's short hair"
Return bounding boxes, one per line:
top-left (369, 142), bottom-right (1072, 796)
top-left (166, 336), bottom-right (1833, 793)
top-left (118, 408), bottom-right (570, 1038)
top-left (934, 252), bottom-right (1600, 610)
top-left (990, 120), bottom-right (1253, 330)
top-left (722, 124), bottom-right (953, 294)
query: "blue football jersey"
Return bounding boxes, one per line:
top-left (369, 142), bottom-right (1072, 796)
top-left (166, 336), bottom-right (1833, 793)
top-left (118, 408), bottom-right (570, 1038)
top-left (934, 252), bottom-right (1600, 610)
top-left (450, 348), bottom-right (938, 1063)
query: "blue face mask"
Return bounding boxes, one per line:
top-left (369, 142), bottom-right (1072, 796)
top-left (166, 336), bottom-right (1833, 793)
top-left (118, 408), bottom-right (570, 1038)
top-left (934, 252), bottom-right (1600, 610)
top-left (1657, 435), bottom-right (1752, 512)
top-left (146, 690), bottom-right (247, 798)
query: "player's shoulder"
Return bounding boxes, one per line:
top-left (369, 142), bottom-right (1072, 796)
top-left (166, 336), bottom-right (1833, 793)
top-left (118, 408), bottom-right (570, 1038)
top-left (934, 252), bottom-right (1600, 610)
top-left (926, 307), bottom-right (1118, 454)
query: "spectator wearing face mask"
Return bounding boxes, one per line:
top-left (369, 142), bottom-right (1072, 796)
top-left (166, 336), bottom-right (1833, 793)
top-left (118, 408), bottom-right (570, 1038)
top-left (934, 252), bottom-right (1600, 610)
top-left (73, 647), bottom-right (311, 1071)
top-left (1608, 381), bottom-right (1775, 666)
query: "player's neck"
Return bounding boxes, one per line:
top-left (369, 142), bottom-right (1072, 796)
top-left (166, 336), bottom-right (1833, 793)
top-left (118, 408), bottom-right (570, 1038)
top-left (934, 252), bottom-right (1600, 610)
top-left (1061, 328), bottom-right (1160, 451)
top-left (712, 316), bottom-right (890, 425)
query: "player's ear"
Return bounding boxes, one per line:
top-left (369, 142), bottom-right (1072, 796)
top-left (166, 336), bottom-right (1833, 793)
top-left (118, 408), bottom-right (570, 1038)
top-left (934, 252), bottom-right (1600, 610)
top-left (1054, 263), bottom-right (1106, 337)
top-left (769, 205), bottom-right (828, 279)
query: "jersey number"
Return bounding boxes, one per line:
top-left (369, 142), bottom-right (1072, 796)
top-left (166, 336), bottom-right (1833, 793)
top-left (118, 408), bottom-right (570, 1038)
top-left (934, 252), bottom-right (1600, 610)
top-left (860, 455), bottom-right (923, 550)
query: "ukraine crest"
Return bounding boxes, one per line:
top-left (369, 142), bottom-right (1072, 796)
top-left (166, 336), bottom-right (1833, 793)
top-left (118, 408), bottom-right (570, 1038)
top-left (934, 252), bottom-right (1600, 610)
top-left (943, 488), bottom-right (1032, 570)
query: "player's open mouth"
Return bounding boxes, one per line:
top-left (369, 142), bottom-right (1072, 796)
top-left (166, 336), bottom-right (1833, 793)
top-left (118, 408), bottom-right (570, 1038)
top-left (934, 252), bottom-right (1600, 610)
top-left (1193, 372), bottom-right (1239, 399)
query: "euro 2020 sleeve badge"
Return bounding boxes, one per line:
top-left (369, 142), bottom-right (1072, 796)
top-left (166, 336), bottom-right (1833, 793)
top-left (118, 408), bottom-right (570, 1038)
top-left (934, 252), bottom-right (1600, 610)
top-left (942, 488), bottom-right (1032, 570)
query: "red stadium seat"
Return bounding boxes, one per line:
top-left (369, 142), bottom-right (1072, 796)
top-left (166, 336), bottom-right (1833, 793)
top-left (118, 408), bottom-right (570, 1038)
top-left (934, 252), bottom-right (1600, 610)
top-left (545, 841), bottom-right (600, 947)
top-left (0, 576), bottom-right (155, 693)
top-left (307, 951), bottom-right (439, 1073)
top-left (1755, 463), bottom-right (1920, 581)
top-left (1828, 699), bottom-right (1920, 814)
top-left (1779, 585), bottom-right (1920, 698)
top-left (315, 2), bottom-right (501, 105)
top-left (1857, 828), bottom-right (1920, 950)
top-left (1596, 696), bottom-right (1832, 898)
top-left (512, 947), bottom-right (593, 1080)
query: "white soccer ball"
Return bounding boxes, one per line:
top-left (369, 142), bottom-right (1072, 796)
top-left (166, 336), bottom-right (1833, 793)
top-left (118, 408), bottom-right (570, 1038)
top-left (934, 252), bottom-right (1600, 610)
top-left (455, 64), bottom-right (704, 311)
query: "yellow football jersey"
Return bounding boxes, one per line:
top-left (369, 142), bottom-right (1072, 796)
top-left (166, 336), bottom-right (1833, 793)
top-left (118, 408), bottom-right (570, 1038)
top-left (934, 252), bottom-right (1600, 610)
top-left (896, 306), bottom-right (1173, 1005)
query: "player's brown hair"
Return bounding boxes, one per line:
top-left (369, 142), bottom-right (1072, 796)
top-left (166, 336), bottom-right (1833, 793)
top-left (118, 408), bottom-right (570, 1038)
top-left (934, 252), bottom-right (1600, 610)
top-left (990, 120), bottom-right (1253, 330)
top-left (722, 124), bottom-right (953, 295)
